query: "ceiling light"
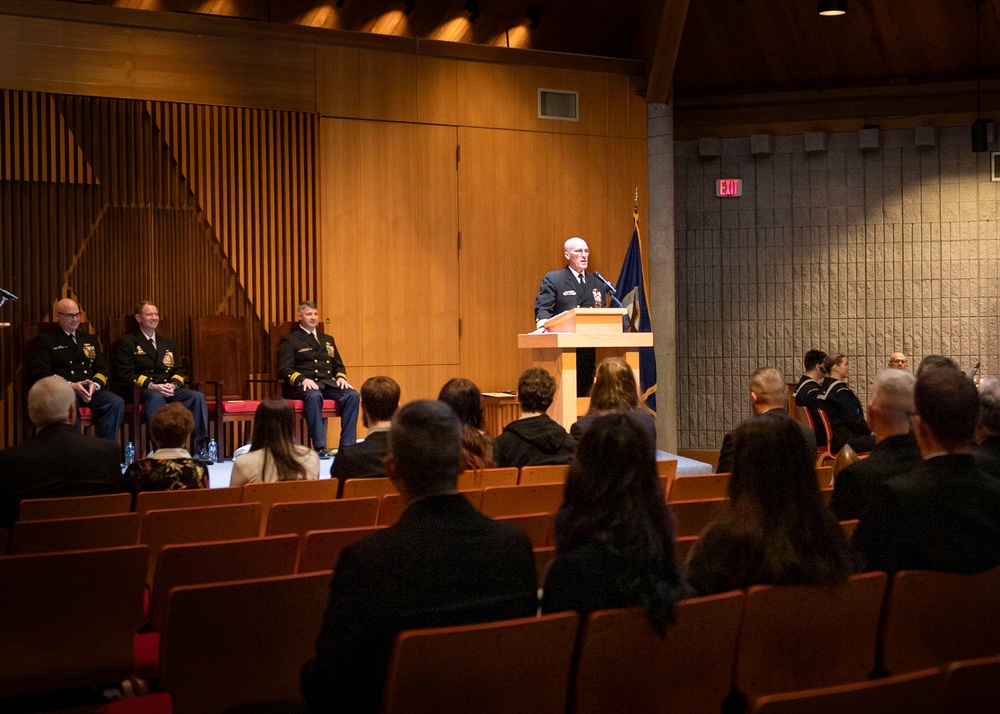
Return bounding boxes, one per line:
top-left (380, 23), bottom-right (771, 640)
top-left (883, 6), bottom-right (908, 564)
top-left (818, 0), bottom-right (847, 16)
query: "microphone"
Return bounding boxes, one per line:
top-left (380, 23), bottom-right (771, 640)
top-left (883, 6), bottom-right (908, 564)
top-left (591, 271), bottom-right (616, 295)
top-left (0, 288), bottom-right (17, 301)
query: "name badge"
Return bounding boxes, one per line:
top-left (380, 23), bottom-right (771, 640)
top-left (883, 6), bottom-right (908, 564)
top-left (562, 290), bottom-right (576, 296)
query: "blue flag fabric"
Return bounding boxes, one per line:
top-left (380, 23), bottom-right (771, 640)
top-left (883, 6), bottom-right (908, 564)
top-left (615, 206), bottom-right (657, 413)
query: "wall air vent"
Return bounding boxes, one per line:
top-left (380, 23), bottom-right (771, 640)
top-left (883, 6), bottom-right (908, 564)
top-left (538, 89), bottom-right (579, 121)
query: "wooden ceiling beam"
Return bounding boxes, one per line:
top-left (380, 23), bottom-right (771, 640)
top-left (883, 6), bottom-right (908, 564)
top-left (644, 0), bottom-right (689, 104)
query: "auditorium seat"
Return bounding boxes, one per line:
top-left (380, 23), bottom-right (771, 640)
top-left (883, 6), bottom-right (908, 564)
top-left (134, 486), bottom-right (242, 516)
top-left (666, 473), bottom-right (730, 502)
top-left (656, 458), bottom-right (678, 479)
top-left (534, 546), bottom-right (556, 586)
top-left (341, 476), bottom-right (399, 499)
top-left (839, 519), bottom-right (859, 538)
top-left (96, 692), bottom-right (172, 714)
top-left (17, 492), bottom-right (132, 521)
top-left (297, 526), bottom-right (383, 573)
top-left (380, 612), bottom-right (579, 714)
top-left (571, 591), bottom-right (745, 714)
top-left (378, 492), bottom-right (406, 526)
top-left (944, 655), bottom-right (1000, 713)
top-left (879, 565), bottom-right (1000, 674)
top-left (734, 571), bottom-right (887, 701)
top-left (747, 667), bottom-right (944, 714)
top-left (668, 497), bottom-right (730, 538)
top-left (496, 512), bottom-right (553, 548)
top-left (9, 513), bottom-right (140, 555)
top-left (241, 478), bottom-right (340, 511)
top-left (815, 465), bottom-right (834, 490)
top-left (157, 572), bottom-right (331, 714)
top-left (674, 535), bottom-right (699, 564)
top-left (518, 463), bottom-right (570, 485)
top-left (0, 545), bottom-right (147, 699)
top-left (480, 483), bottom-right (564, 517)
top-left (457, 467), bottom-right (518, 490)
top-left (265, 497), bottom-right (379, 537)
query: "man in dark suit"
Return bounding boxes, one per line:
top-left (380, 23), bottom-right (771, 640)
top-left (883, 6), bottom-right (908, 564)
top-left (31, 298), bottom-right (124, 442)
top-left (717, 367), bottom-right (816, 474)
top-left (852, 366), bottom-right (1000, 574)
top-left (534, 236), bottom-right (613, 395)
top-left (278, 300), bottom-right (360, 458)
top-left (832, 369), bottom-right (921, 520)
top-left (973, 378), bottom-right (1000, 481)
top-left (113, 301), bottom-right (210, 457)
top-left (330, 375), bottom-right (400, 493)
top-left (301, 400), bottom-right (537, 714)
top-left (0, 377), bottom-right (124, 528)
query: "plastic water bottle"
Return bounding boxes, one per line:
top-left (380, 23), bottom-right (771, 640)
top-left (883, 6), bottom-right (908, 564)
top-left (124, 441), bottom-right (135, 467)
top-left (207, 438), bottom-right (218, 464)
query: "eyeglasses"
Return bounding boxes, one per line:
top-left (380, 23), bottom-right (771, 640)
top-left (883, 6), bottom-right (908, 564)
top-left (56, 311), bottom-right (82, 319)
top-left (568, 249), bottom-right (590, 255)
top-left (889, 359), bottom-right (908, 365)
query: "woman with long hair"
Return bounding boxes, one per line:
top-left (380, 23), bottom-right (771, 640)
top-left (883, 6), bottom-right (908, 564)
top-left (570, 357), bottom-right (655, 448)
top-left (686, 416), bottom-right (853, 595)
top-left (230, 398), bottom-right (319, 486)
top-left (542, 413), bottom-right (686, 634)
top-left (438, 377), bottom-right (495, 470)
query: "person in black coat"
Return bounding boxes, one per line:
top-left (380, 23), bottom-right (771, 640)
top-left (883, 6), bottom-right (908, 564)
top-left (330, 376), bottom-right (400, 495)
top-left (0, 377), bottom-right (124, 528)
top-left (818, 353), bottom-right (875, 454)
top-left (494, 368), bottom-right (575, 469)
top-left (793, 349), bottom-right (827, 448)
top-left (302, 401), bottom-right (537, 714)
top-left (852, 367), bottom-right (1000, 574)
top-left (973, 378), bottom-right (1000, 481)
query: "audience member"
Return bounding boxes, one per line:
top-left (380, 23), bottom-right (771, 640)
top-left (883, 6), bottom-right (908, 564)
top-left (570, 357), bottom-right (656, 449)
top-left (493, 368), bottom-right (575, 468)
top-left (687, 418), bottom-right (852, 595)
top-left (852, 367), bottom-right (1000, 573)
top-left (974, 378), bottom-right (1000, 480)
top-left (301, 401), bottom-right (536, 714)
top-left (887, 352), bottom-right (909, 370)
top-left (330, 376), bottom-right (400, 490)
top-left (916, 354), bottom-right (959, 377)
top-left (794, 349), bottom-right (828, 448)
top-left (230, 398), bottom-right (319, 487)
top-left (717, 367), bottom-right (816, 474)
top-left (0, 377), bottom-right (123, 528)
top-left (543, 413), bottom-right (685, 633)
top-left (113, 402), bottom-right (208, 496)
top-left (818, 353), bottom-right (875, 454)
top-left (437, 377), bottom-right (495, 470)
top-left (831, 370), bottom-right (920, 520)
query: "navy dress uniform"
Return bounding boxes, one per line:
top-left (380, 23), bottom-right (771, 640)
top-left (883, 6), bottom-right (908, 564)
top-left (278, 328), bottom-right (360, 453)
top-left (31, 327), bottom-right (125, 442)
top-left (113, 331), bottom-right (210, 452)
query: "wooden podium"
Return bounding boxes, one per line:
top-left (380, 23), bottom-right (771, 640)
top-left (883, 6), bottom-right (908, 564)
top-left (518, 308), bottom-right (653, 430)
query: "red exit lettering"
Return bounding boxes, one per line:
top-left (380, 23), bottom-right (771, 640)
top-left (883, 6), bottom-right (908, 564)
top-left (716, 179), bottom-right (743, 197)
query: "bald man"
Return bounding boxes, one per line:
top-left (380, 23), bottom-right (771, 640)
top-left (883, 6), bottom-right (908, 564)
top-left (31, 298), bottom-right (124, 442)
top-left (534, 237), bottom-right (613, 395)
top-left (888, 352), bottom-right (909, 370)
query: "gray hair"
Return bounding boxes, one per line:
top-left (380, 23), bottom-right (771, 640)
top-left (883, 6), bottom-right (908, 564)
top-left (870, 369), bottom-right (916, 431)
top-left (297, 300), bottom-right (317, 313)
top-left (28, 376), bottom-right (75, 428)
top-left (979, 378), bottom-right (1000, 434)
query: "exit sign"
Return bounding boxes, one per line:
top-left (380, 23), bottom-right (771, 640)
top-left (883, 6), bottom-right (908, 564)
top-left (716, 179), bottom-right (743, 197)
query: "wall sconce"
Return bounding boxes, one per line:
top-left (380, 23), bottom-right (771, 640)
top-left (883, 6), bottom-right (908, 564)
top-left (818, 0), bottom-right (847, 16)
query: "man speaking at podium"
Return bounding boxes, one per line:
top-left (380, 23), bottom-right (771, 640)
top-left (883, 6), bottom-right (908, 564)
top-left (533, 237), bottom-right (612, 396)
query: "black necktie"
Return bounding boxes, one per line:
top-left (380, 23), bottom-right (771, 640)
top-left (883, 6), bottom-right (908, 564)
top-left (578, 274), bottom-right (585, 288)
top-left (311, 333), bottom-right (320, 349)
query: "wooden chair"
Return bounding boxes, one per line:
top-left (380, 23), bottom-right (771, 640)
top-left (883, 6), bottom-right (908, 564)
top-left (17, 492), bottom-right (132, 521)
top-left (832, 445), bottom-right (858, 480)
top-left (747, 667), bottom-right (945, 714)
top-left (378, 492), bottom-right (406, 526)
top-left (734, 572), bottom-right (888, 700)
top-left (655, 459), bottom-right (678, 494)
top-left (518, 463), bottom-right (570, 485)
top-left (139, 503), bottom-right (264, 585)
top-left (944, 655), bottom-right (1000, 713)
top-left (9, 513), bottom-right (140, 554)
top-left (341, 476), bottom-right (398, 499)
top-left (134, 486), bottom-right (242, 515)
top-left (815, 410), bottom-right (836, 468)
top-left (879, 565), bottom-right (1000, 674)
top-left (666, 473), bottom-right (730, 503)
top-left (297, 526), bottom-right (383, 573)
top-left (571, 591), bottom-right (746, 714)
top-left (0, 545), bottom-right (147, 698)
top-left (158, 572), bottom-right (332, 714)
top-left (457, 467), bottom-right (518, 490)
top-left (534, 546), bottom-right (556, 586)
top-left (241, 478), bottom-right (341, 511)
top-left (668, 498), bottom-right (730, 538)
top-left (269, 320), bottom-right (341, 447)
top-left (497, 512), bottom-right (552, 548)
top-left (190, 315), bottom-right (260, 459)
top-left (480, 483), bottom-right (564, 517)
top-left (675, 449), bottom-right (720, 472)
top-left (265, 497), bottom-right (379, 537)
top-left (380, 612), bottom-right (580, 714)
top-left (815, 465), bottom-right (834, 490)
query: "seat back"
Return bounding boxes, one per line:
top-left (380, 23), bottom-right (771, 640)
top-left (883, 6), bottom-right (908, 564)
top-left (10, 513), bottom-right (140, 554)
top-left (241, 479), bottom-right (341, 510)
top-left (297, 526), bottom-right (383, 573)
top-left (377, 492), bottom-right (406, 526)
top-left (134, 487), bottom-right (242, 516)
top-left (265, 497), bottom-right (379, 537)
top-left (817, 409), bottom-right (834, 448)
top-left (815, 465), bottom-right (834, 489)
top-left (534, 546), bottom-right (556, 586)
top-left (735, 571), bottom-right (887, 699)
top-left (457, 467), bottom-right (519, 491)
top-left (148, 535), bottom-right (300, 631)
top-left (341, 477), bottom-right (399, 499)
top-left (944, 655), bottom-right (1000, 714)
top-left (668, 498), bottom-right (730, 538)
top-left (879, 566), bottom-right (1000, 674)
top-left (480, 484), bottom-right (564, 517)
top-left (572, 591), bottom-right (746, 714)
top-left (380, 612), bottom-right (580, 714)
top-left (17, 493), bottom-right (132, 521)
top-left (158, 572), bottom-right (332, 714)
top-left (667, 473), bottom-right (730, 502)
top-left (496, 513), bottom-right (553, 548)
top-left (190, 315), bottom-right (249, 401)
top-left (140, 503), bottom-right (264, 585)
top-left (0, 545), bottom-right (147, 698)
top-left (656, 459), bottom-right (678, 479)
top-left (518, 464), bottom-right (570, 485)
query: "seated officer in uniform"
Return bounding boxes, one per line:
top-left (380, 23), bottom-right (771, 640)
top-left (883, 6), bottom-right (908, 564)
top-left (113, 301), bottom-right (211, 459)
top-left (278, 300), bottom-right (360, 458)
top-left (31, 298), bottom-right (124, 442)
